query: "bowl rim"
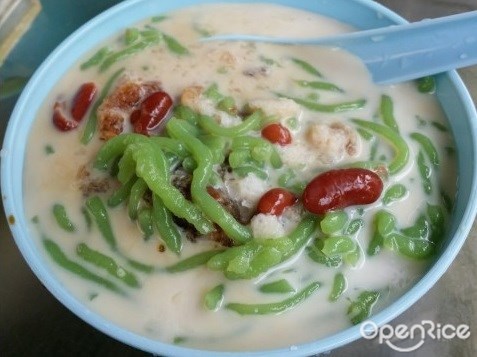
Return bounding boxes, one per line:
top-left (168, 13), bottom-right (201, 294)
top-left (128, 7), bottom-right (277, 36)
top-left (2, 0), bottom-right (477, 356)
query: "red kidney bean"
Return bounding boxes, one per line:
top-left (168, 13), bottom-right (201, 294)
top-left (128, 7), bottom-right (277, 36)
top-left (70, 82), bottom-right (97, 121)
top-left (257, 188), bottom-right (297, 215)
top-left (132, 91), bottom-right (173, 135)
top-left (52, 102), bottom-right (79, 131)
top-left (261, 123), bottom-right (292, 146)
top-left (129, 109), bottom-right (141, 125)
top-left (302, 168), bottom-right (383, 215)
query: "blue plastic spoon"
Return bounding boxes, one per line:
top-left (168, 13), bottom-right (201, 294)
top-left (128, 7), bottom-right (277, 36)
top-left (203, 11), bottom-right (477, 84)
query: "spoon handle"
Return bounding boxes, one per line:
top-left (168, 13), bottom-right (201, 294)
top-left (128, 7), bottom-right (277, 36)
top-left (350, 11), bottom-right (477, 84)
top-left (204, 11), bottom-right (477, 84)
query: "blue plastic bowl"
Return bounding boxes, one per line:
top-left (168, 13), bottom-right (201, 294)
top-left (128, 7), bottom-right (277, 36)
top-left (2, 0), bottom-right (477, 355)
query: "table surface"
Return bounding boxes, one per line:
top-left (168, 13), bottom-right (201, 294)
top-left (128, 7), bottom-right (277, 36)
top-left (1, 1), bottom-right (476, 356)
